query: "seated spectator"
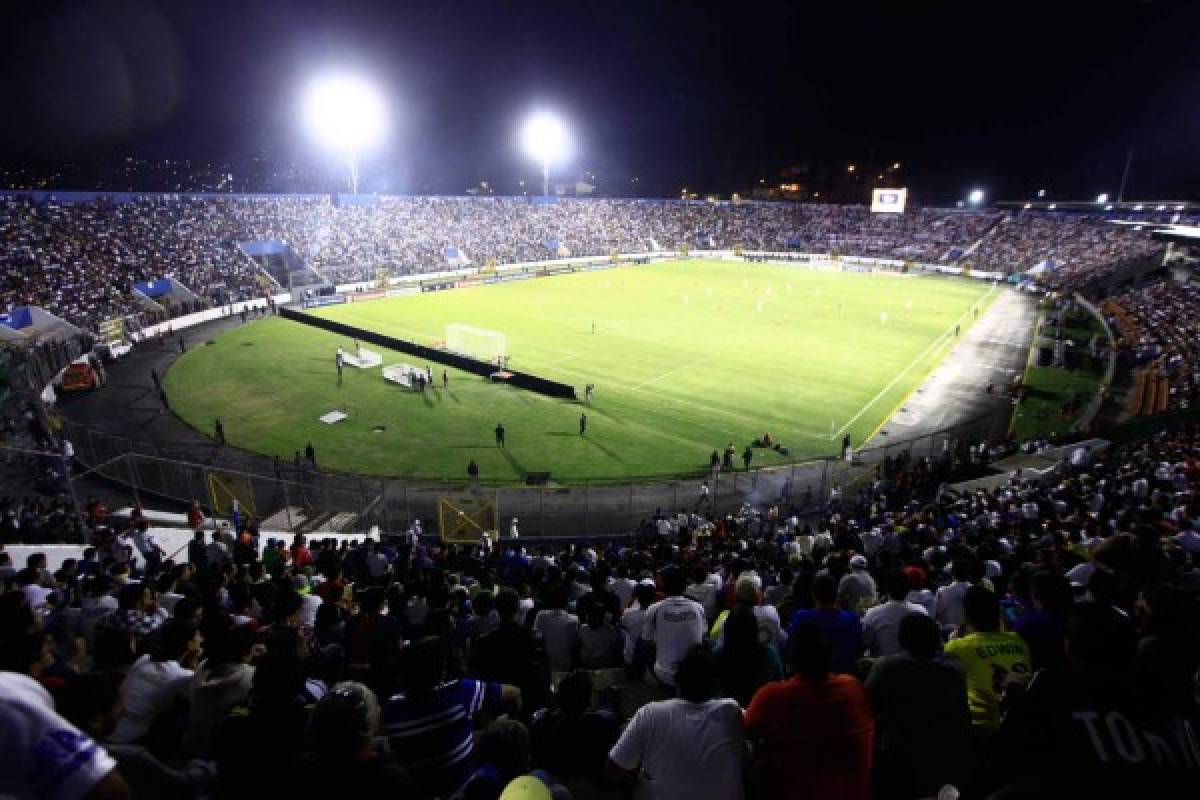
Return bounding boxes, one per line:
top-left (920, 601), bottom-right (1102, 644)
top-left (472, 588), bottom-right (551, 714)
top-left (745, 623), bottom-right (875, 800)
top-left (182, 622), bottom-right (255, 756)
top-left (0, 592), bottom-right (129, 799)
top-left (838, 554), bottom-right (877, 613)
top-left (384, 635), bottom-right (521, 798)
top-left (529, 671), bottom-right (620, 792)
top-left (532, 584), bottom-right (581, 673)
top-left (608, 646), bottom-right (746, 800)
top-left (577, 602), bottom-right (623, 669)
top-left (288, 681), bottom-right (421, 795)
top-left (866, 613), bottom-right (973, 799)
top-left (110, 618), bottom-right (202, 745)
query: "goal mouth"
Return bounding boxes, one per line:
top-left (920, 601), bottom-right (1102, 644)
top-left (445, 323), bottom-right (508, 364)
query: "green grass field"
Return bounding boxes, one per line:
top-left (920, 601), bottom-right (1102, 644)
top-left (164, 260), bottom-right (997, 482)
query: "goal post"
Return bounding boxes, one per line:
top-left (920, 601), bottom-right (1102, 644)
top-left (445, 323), bottom-right (508, 363)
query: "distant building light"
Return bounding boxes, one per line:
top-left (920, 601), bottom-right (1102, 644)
top-left (1037, 189), bottom-right (1046, 198)
top-left (846, 164), bottom-right (857, 173)
top-left (1095, 193), bottom-right (1108, 204)
top-left (892, 162), bottom-right (901, 170)
top-left (1023, 203), bottom-right (1032, 209)
top-left (1048, 203), bottom-right (1057, 209)
top-left (1134, 204), bottom-right (1144, 211)
top-left (1105, 204), bottom-right (1114, 211)
top-left (1156, 204), bottom-right (1166, 211)
top-left (967, 188), bottom-right (985, 205)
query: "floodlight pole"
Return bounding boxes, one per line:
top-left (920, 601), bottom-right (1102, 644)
top-left (542, 157), bottom-right (550, 198)
top-left (348, 149), bottom-right (360, 195)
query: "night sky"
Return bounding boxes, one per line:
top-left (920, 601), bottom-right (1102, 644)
top-left (1, 0), bottom-right (1197, 203)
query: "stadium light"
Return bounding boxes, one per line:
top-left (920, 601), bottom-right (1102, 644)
top-left (1037, 189), bottom-right (1046, 198)
top-left (302, 73), bottom-right (387, 194)
top-left (1095, 193), bottom-right (1109, 204)
top-left (520, 111), bottom-right (570, 197)
top-left (967, 188), bottom-right (986, 206)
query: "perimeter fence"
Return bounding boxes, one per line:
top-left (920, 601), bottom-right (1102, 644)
top-left (48, 404), bottom-right (1008, 540)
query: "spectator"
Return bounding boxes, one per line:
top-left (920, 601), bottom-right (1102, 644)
top-left (714, 604), bottom-right (783, 707)
top-left (862, 568), bottom-right (928, 658)
top-left (745, 623), bottom-right (875, 800)
top-left (789, 573), bottom-right (863, 674)
top-left (943, 587), bottom-right (1032, 733)
top-left (608, 646), bottom-right (746, 800)
top-left (641, 566), bottom-right (707, 687)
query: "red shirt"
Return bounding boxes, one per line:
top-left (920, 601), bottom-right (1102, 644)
top-left (292, 545), bottom-right (313, 569)
top-left (744, 674), bottom-right (874, 800)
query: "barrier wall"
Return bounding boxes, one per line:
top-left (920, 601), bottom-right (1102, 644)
top-left (279, 307), bottom-right (578, 400)
top-left (1072, 292), bottom-right (1119, 432)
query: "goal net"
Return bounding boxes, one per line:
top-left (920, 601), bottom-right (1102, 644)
top-left (445, 323), bottom-right (507, 363)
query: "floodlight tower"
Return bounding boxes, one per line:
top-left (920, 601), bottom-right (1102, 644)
top-left (520, 112), bottom-right (569, 198)
top-left (303, 74), bottom-right (387, 194)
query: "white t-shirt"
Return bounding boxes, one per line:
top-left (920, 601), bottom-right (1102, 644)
top-left (0, 671), bottom-right (118, 800)
top-left (684, 582), bottom-right (718, 621)
top-left (533, 609), bottom-right (581, 672)
top-left (111, 655), bottom-right (194, 743)
top-left (934, 581), bottom-right (972, 631)
top-left (641, 596), bottom-right (706, 685)
top-left (609, 697), bottom-right (745, 800)
top-left (621, 606), bottom-right (648, 665)
top-left (862, 600), bottom-right (929, 657)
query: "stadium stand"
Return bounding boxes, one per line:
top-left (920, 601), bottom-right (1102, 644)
top-left (1, 195), bottom-right (1168, 334)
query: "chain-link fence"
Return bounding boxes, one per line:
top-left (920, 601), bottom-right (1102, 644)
top-left (48, 405), bottom-right (1009, 540)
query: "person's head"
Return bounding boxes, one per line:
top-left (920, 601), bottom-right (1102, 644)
top-left (1067, 602), bottom-right (1137, 674)
top-left (786, 622), bottom-right (833, 682)
top-left (206, 623), bottom-right (256, 667)
top-left (0, 592), bottom-right (52, 675)
top-left (723, 604), bottom-right (760, 652)
top-left (153, 619), bottom-right (201, 663)
top-left (57, 672), bottom-right (123, 739)
top-left (810, 573), bottom-right (837, 608)
top-left (400, 636), bottom-right (448, 695)
top-left (661, 566), bottom-right (686, 597)
top-left (849, 554), bottom-right (868, 572)
top-left (735, 576), bottom-right (760, 606)
top-left (633, 582), bottom-right (656, 610)
top-left (495, 587), bottom-right (520, 623)
top-left (473, 591), bottom-right (495, 618)
top-left (475, 718), bottom-right (531, 783)
top-left (675, 645), bottom-right (719, 703)
top-left (883, 568), bottom-right (911, 602)
top-left (951, 558), bottom-right (974, 583)
top-left (252, 650), bottom-right (307, 709)
top-left (1030, 571), bottom-right (1074, 617)
top-left (962, 586), bottom-right (1001, 633)
top-left (584, 603), bottom-right (606, 629)
top-left (556, 670), bottom-right (593, 718)
top-left (898, 613), bottom-right (942, 660)
top-left (308, 681), bottom-right (382, 762)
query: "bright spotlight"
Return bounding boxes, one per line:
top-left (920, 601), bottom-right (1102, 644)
top-left (520, 111), bottom-right (570, 196)
top-left (303, 73), bottom-right (387, 193)
top-left (1095, 193), bottom-right (1109, 204)
top-left (967, 188), bottom-right (985, 205)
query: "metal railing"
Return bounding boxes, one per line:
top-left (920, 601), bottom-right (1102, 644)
top-left (50, 403), bottom-right (1009, 540)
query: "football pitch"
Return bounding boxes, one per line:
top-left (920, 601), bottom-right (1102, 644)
top-left (164, 259), bottom-right (998, 482)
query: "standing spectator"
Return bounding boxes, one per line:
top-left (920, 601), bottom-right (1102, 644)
top-left (714, 604), bottom-right (783, 707)
top-left (607, 646), bottom-right (746, 800)
top-left (862, 568), bottom-right (929, 658)
top-left (943, 587), bottom-right (1032, 733)
top-left (838, 555), bottom-right (877, 613)
top-left (866, 613), bottom-right (973, 799)
top-left (745, 624), bottom-right (875, 800)
top-left (641, 566), bottom-right (706, 687)
top-left (789, 574), bottom-right (863, 674)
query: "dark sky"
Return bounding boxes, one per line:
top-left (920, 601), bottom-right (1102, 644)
top-left (1, 0), bottom-right (1198, 202)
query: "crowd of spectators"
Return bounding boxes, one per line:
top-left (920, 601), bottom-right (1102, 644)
top-left (1, 413), bottom-right (1197, 799)
top-left (1107, 279), bottom-right (1199, 413)
top-left (2, 195), bottom-right (1167, 334)
top-left (968, 211), bottom-right (1162, 289)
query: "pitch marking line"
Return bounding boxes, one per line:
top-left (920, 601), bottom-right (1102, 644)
top-left (830, 283), bottom-right (999, 441)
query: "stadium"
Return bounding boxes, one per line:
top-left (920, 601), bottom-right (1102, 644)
top-left (1, 2), bottom-right (1199, 799)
